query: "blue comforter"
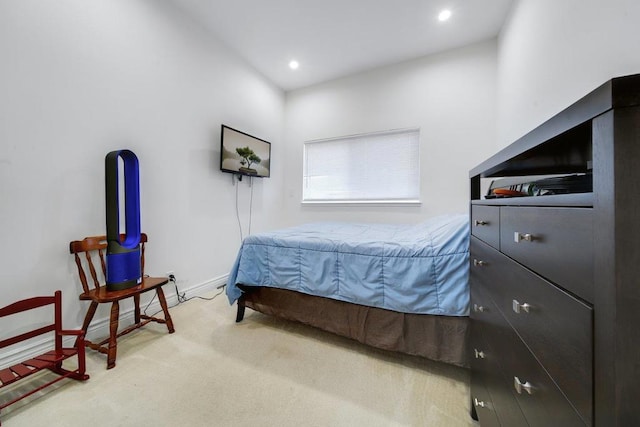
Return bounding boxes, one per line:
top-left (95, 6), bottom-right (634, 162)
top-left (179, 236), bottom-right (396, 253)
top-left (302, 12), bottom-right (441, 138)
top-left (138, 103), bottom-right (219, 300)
top-left (226, 214), bottom-right (470, 316)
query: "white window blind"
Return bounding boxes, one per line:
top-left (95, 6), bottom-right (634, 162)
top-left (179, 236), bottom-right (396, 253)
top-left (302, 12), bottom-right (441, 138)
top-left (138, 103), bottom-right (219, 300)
top-left (303, 128), bottom-right (420, 203)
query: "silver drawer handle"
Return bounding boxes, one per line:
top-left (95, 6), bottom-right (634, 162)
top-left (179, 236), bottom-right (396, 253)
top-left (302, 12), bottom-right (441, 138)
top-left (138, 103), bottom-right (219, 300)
top-left (473, 304), bottom-right (486, 313)
top-left (474, 220), bottom-right (488, 226)
top-left (512, 299), bottom-right (531, 314)
top-left (474, 349), bottom-right (485, 359)
top-left (473, 259), bottom-right (487, 267)
top-left (514, 231), bottom-right (535, 243)
top-left (473, 397), bottom-right (487, 408)
top-left (514, 376), bottom-right (534, 395)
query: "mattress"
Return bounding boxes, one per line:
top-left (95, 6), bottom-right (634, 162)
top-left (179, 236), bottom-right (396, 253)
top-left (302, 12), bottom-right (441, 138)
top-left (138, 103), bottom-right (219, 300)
top-left (226, 214), bottom-right (470, 316)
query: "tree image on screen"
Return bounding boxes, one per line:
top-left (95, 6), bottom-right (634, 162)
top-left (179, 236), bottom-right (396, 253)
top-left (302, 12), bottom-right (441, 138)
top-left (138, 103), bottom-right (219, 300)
top-left (236, 146), bottom-right (261, 175)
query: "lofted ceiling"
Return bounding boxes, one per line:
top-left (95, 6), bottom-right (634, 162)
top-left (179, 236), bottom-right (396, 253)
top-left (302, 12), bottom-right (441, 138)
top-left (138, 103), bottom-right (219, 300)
top-left (170, 0), bottom-right (514, 91)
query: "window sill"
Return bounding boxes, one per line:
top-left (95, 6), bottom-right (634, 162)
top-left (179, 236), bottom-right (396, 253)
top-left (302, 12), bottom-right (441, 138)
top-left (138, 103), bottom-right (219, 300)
top-left (301, 199), bottom-right (422, 207)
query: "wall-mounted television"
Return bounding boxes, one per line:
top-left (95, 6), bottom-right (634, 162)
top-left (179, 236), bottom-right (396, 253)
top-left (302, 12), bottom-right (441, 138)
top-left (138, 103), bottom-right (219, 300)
top-left (220, 125), bottom-right (271, 178)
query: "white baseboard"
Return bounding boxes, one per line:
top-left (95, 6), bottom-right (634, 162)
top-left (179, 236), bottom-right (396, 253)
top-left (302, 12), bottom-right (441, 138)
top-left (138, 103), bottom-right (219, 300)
top-left (0, 274), bottom-right (228, 370)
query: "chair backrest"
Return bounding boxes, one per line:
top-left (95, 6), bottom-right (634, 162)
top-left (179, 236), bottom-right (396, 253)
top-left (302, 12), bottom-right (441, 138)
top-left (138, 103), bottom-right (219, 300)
top-left (69, 233), bottom-right (147, 294)
top-left (0, 291), bottom-right (61, 350)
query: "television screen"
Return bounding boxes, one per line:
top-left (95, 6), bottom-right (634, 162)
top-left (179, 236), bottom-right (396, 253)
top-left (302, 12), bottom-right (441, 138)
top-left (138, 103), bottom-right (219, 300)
top-left (220, 125), bottom-right (271, 178)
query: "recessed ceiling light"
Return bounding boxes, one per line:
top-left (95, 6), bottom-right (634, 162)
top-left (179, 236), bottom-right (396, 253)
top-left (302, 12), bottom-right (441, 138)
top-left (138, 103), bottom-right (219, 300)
top-left (438, 9), bottom-right (452, 22)
top-left (289, 60), bottom-right (299, 70)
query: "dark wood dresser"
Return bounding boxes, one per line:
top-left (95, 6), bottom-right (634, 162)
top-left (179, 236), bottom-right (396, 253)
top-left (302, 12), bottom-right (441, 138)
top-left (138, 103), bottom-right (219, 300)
top-left (469, 74), bottom-right (640, 426)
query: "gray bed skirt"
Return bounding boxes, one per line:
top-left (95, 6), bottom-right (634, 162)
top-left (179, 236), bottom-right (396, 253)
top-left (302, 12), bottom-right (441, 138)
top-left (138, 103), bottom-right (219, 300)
top-left (237, 286), bottom-right (469, 368)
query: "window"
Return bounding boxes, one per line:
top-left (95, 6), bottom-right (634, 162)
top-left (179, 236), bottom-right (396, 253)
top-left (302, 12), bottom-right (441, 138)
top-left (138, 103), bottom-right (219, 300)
top-left (303, 128), bottom-right (420, 204)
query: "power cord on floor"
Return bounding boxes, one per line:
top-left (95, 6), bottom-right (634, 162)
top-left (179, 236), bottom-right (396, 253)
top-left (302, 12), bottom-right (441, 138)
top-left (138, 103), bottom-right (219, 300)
top-left (142, 274), bottom-right (226, 318)
top-left (172, 275), bottom-right (226, 304)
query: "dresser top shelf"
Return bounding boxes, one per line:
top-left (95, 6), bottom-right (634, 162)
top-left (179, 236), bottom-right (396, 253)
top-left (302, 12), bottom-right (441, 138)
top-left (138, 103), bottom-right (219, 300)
top-left (471, 73), bottom-right (640, 179)
top-left (471, 192), bottom-right (592, 207)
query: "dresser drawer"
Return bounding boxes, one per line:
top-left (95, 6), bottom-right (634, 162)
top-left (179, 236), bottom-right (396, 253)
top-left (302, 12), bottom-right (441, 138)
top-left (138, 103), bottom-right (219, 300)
top-left (471, 205), bottom-right (500, 249)
top-left (471, 237), bottom-right (593, 425)
top-left (471, 285), bottom-right (527, 426)
top-left (471, 368), bottom-right (501, 427)
top-left (471, 346), bottom-right (527, 427)
top-left (499, 206), bottom-right (593, 302)
top-left (478, 298), bottom-right (587, 427)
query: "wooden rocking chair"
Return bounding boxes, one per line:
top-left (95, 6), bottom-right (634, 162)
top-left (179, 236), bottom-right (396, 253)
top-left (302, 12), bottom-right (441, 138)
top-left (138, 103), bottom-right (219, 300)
top-left (0, 290), bottom-right (88, 424)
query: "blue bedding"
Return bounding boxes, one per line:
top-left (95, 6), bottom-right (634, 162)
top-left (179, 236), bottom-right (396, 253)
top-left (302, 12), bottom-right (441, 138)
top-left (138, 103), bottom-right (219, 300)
top-left (226, 214), bottom-right (470, 316)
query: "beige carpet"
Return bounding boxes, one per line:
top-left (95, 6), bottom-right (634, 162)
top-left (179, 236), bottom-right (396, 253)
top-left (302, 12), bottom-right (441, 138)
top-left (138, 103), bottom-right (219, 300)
top-left (2, 290), bottom-right (477, 426)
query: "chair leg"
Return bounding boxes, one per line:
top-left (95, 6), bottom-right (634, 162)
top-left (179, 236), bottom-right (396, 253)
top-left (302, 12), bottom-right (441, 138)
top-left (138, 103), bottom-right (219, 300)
top-left (107, 301), bottom-right (120, 369)
top-left (77, 301), bottom-right (99, 347)
top-left (155, 287), bottom-right (175, 333)
top-left (133, 294), bottom-right (141, 324)
top-left (76, 335), bottom-right (88, 380)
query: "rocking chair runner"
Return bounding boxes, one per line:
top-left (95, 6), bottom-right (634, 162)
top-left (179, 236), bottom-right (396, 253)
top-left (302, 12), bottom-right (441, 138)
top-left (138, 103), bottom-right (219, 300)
top-left (69, 233), bottom-right (175, 369)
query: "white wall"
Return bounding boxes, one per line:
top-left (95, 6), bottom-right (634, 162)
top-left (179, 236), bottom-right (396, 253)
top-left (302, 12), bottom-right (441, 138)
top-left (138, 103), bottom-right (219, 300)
top-left (283, 40), bottom-right (499, 225)
top-left (497, 0), bottom-right (640, 145)
top-left (0, 0), bottom-right (284, 344)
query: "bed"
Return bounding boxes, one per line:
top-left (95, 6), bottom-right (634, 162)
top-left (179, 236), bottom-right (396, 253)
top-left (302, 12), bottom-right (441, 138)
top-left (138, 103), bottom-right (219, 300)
top-left (226, 214), bottom-right (470, 367)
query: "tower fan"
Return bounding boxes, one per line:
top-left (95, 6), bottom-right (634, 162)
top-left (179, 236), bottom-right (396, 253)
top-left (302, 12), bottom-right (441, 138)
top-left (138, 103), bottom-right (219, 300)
top-left (105, 150), bottom-right (142, 291)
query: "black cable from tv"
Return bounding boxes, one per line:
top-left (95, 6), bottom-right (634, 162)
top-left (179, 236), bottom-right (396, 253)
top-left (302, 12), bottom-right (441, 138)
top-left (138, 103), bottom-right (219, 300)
top-left (235, 175), bottom-right (255, 242)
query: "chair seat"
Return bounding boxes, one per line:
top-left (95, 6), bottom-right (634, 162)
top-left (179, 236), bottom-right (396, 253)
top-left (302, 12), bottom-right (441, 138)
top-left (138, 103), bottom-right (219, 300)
top-left (79, 277), bottom-right (169, 303)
